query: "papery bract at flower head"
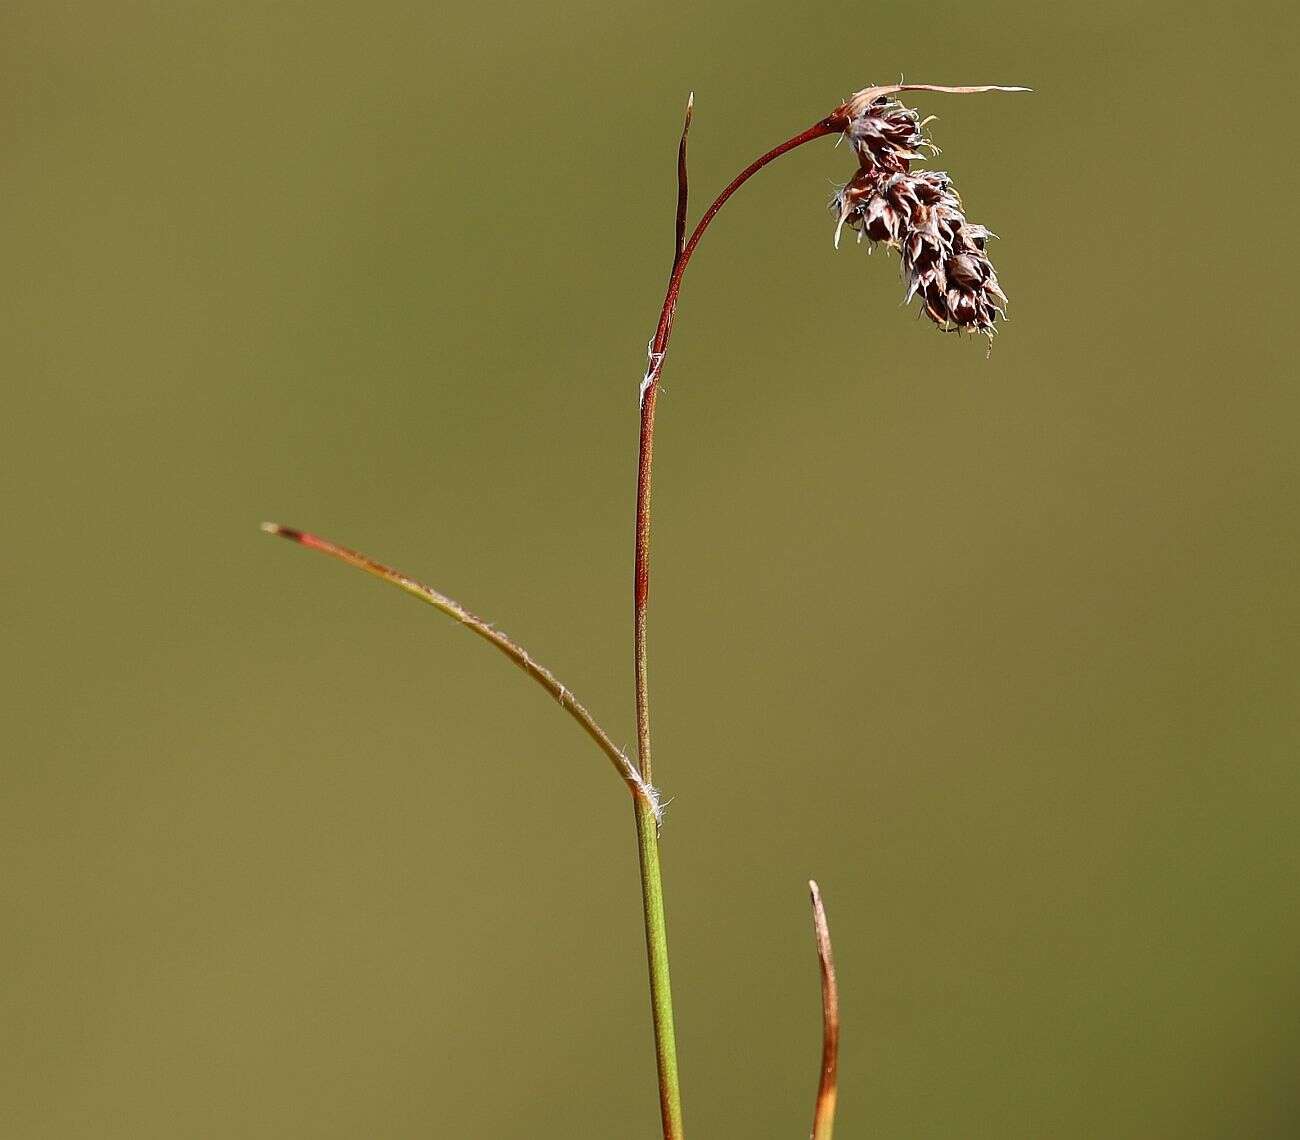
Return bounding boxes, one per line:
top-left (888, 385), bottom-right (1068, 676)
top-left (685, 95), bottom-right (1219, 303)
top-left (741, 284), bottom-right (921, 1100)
top-left (832, 83), bottom-right (1030, 126)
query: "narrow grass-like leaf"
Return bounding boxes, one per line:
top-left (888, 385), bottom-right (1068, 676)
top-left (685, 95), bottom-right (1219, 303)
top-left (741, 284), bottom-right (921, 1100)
top-left (261, 523), bottom-right (657, 812)
top-left (808, 880), bottom-right (840, 1140)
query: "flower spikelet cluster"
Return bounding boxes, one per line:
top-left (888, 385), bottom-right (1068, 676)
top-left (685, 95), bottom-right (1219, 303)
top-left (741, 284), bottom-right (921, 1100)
top-left (831, 87), bottom-right (1016, 341)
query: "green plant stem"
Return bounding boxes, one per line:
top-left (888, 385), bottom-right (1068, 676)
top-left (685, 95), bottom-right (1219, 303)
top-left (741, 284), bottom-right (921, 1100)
top-left (634, 792), bottom-right (684, 1140)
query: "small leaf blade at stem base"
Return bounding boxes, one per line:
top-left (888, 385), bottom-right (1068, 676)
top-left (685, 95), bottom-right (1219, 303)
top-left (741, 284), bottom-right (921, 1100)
top-left (809, 880), bottom-right (840, 1140)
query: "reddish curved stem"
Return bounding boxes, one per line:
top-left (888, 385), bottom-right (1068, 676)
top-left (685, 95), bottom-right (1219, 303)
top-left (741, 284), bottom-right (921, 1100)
top-left (633, 115), bottom-right (838, 785)
top-left (652, 117), bottom-right (838, 360)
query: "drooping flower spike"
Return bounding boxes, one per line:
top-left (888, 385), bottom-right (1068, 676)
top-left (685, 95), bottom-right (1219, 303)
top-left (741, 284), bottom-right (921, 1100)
top-left (828, 84), bottom-right (1028, 342)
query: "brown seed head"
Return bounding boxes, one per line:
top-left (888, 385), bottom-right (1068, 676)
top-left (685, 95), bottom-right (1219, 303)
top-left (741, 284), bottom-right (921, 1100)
top-left (828, 83), bottom-right (1027, 342)
top-left (846, 97), bottom-right (934, 172)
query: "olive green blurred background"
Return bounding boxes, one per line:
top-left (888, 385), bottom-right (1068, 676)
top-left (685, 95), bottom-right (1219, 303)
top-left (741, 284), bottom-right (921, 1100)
top-left (4, 2), bottom-right (1297, 1137)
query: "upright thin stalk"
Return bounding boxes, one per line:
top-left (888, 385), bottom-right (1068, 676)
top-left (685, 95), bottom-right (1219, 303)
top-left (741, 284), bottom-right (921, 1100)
top-left (635, 792), bottom-right (682, 1139)
top-left (630, 111), bottom-right (841, 1140)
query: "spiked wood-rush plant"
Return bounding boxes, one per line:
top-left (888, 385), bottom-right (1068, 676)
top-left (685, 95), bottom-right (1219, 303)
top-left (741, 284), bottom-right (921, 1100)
top-left (265, 79), bottom-right (1026, 1138)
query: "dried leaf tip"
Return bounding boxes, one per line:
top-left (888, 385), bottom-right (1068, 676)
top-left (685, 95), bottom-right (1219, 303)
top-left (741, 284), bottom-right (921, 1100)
top-left (261, 521), bottom-right (303, 542)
